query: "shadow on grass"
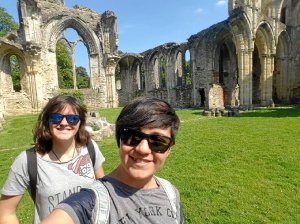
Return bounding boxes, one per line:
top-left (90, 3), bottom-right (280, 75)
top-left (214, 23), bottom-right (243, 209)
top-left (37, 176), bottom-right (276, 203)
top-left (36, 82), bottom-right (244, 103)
top-left (189, 106), bottom-right (300, 118)
top-left (239, 106), bottom-right (300, 118)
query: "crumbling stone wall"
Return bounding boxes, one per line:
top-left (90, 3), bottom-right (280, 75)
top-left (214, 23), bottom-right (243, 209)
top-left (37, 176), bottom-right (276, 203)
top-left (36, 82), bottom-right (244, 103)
top-left (117, 0), bottom-right (300, 109)
top-left (0, 0), bottom-right (119, 121)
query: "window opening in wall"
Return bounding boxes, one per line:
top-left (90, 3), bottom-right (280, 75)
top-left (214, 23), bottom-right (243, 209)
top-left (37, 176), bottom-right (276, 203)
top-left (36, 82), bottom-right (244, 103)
top-left (141, 64), bottom-right (145, 89)
top-left (160, 58), bottom-right (166, 88)
top-left (56, 39), bottom-right (73, 89)
top-left (280, 7), bottom-right (286, 24)
top-left (115, 63), bottom-right (121, 90)
top-left (56, 28), bottom-right (90, 89)
top-left (10, 55), bottom-right (21, 92)
top-left (218, 43), bottom-right (231, 86)
top-left (252, 44), bottom-right (261, 104)
top-left (199, 88), bottom-right (205, 107)
top-left (184, 50), bottom-right (191, 85)
top-left (219, 49), bottom-right (224, 84)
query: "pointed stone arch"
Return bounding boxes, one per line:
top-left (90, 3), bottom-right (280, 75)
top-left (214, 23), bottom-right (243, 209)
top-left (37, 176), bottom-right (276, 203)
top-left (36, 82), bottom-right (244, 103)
top-left (274, 31), bottom-right (291, 103)
top-left (43, 16), bottom-right (103, 89)
top-left (0, 47), bottom-right (28, 94)
top-left (254, 22), bottom-right (276, 106)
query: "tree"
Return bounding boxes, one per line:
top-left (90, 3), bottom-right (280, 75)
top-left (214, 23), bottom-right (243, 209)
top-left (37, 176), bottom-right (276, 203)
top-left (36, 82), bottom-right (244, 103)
top-left (115, 64), bottom-right (121, 80)
top-left (160, 59), bottom-right (166, 88)
top-left (56, 39), bottom-right (73, 88)
top-left (185, 60), bottom-right (191, 85)
top-left (0, 7), bottom-right (19, 37)
top-left (10, 55), bottom-right (21, 91)
top-left (76, 66), bottom-right (90, 89)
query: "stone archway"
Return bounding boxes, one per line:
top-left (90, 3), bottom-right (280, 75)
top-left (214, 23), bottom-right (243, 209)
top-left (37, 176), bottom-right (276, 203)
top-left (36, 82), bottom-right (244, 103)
top-left (254, 22), bottom-right (275, 106)
top-left (274, 31), bottom-right (290, 103)
top-left (44, 16), bottom-right (103, 90)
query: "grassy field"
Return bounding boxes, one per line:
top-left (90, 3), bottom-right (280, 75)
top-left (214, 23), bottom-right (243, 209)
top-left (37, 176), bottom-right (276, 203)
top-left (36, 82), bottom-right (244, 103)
top-left (1, 106), bottom-right (300, 223)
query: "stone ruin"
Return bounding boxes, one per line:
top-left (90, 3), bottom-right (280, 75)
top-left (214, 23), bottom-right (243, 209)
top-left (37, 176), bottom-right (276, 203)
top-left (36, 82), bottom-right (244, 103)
top-left (85, 111), bottom-right (115, 141)
top-left (1, 0), bottom-right (300, 129)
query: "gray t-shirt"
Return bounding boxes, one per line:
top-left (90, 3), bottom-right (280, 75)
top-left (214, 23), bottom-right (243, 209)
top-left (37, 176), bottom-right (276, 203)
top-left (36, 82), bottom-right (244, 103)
top-left (1, 140), bottom-right (105, 224)
top-left (57, 176), bottom-right (184, 223)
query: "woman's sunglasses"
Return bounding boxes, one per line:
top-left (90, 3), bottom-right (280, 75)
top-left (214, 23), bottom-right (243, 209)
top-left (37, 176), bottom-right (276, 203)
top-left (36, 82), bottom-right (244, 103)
top-left (120, 128), bottom-right (174, 153)
top-left (49, 113), bottom-right (81, 125)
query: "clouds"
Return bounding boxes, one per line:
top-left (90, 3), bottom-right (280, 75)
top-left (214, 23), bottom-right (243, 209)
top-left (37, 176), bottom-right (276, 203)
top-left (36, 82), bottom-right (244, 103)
top-left (195, 8), bottom-right (204, 13)
top-left (216, 0), bottom-right (227, 7)
top-left (195, 0), bottom-right (227, 14)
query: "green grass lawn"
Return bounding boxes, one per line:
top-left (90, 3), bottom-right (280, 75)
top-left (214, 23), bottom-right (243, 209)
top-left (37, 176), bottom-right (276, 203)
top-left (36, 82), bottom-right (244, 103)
top-left (1, 106), bottom-right (300, 223)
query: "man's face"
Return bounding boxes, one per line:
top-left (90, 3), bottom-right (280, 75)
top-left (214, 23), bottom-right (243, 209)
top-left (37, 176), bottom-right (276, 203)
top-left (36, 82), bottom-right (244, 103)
top-left (117, 127), bottom-right (173, 187)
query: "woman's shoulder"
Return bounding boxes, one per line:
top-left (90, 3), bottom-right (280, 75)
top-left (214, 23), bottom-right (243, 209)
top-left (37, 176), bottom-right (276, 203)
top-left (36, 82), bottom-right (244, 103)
top-left (15, 149), bottom-right (30, 162)
top-left (8, 149), bottom-right (32, 172)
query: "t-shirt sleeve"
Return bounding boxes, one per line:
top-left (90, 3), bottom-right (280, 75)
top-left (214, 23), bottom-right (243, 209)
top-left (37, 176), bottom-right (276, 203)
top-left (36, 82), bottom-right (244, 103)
top-left (175, 187), bottom-right (184, 224)
top-left (55, 188), bottom-right (96, 224)
top-left (1, 151), bottom-right (29, 196)
top-left (91, 139), bottom-right (105, 170)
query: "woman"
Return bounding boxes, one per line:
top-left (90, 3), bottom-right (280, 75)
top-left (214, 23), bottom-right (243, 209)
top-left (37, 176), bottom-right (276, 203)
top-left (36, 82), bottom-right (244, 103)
top-left (42, 96), bottom-right (184, 224)
top-left (0, 95), bottom-right (105, 224)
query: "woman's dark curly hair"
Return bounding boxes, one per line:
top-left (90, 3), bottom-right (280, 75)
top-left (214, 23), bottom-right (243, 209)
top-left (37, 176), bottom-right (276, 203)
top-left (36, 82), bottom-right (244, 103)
top-left (115, 96), bottom-right (180, 147)
top-left (33, 95), bottom-right (90, 153)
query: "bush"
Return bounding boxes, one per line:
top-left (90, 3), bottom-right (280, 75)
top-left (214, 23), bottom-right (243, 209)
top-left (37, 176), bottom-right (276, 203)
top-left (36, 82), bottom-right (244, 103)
top-left (59, 90), bottom-right (86, 108)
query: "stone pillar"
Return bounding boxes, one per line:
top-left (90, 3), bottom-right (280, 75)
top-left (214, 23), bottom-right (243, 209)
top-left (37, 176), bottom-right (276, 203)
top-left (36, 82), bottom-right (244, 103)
top-left (30, 60), bottom-right (40, 112)
top-left (136, 64), bottom-right (141, 90)
top-left (267, 55), bottom-right (275, 105)
top-left (248, 49), bottom-right (253, 107)
top-left (237, 50), bottom-right (244, 105)
top-left (279, 56), bottom-right (289, 102)
top-left (261, 54), bottom-right (267, 105)
top-left (189, 49), bottom-right (198, 107)
top-left (89, 54), bottom-right (99, 88)
top-left (261, 54), bottom-right (274, 106)
top-left (105, 58), bottom-right (118, 108)
top-left (237, 48), bottom-right (253, 108)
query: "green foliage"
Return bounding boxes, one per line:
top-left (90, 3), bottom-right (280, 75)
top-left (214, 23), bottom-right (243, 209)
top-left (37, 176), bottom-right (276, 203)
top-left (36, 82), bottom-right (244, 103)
top-left (0, 7), bottom-right (19, 37)
top-left (76, 66), bottom-right (90, 89)
top-left (115, 64), bottom-right (121, 81)
top-left (10, 55), bottom-right (21, 91)
top-left (185, 60), bottom-right (191, 85)
top-left (1, 107), bottom-right (300, 223)
top-left (56, 40), bottom-right (73, 89)
top-left (59, 90), bottom-right (85, 105)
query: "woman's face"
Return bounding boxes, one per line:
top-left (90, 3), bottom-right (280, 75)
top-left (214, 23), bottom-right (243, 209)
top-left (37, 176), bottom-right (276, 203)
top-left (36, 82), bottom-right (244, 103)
top-left (117, 127), bottom-right (172, 186)
top-left (49, 105), bottom-right (80, 144)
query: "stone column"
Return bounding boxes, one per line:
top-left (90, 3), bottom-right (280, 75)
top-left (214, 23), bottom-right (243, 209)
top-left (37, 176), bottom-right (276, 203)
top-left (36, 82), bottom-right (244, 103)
top-left (261, 54), bottom-right (274, 106)
top-left (189, 48), bottom-right (198, 107)
top-left (261, 54), bottom-right (267, 105)
top-left (27, 60), bottom-right (38, 112)
top-left (105, 58), bottom-right (118, 108)
top-left (237, 48), bottom-right (253, 108)
top-left (237, 50), bottom-right (244, 105)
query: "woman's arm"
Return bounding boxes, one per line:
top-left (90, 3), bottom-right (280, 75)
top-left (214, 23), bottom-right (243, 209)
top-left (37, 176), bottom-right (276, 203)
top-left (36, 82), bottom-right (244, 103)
top-left (0, 195), bottom-right (23, 224)
top-left (41, 209), bottom-right (74, 224)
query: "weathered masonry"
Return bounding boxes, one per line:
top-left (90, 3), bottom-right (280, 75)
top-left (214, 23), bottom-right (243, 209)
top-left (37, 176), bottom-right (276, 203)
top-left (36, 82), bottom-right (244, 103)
top-left (0, 0), bottom-right (118, 114)
top-left (1, 0), bottom-right (300, 128)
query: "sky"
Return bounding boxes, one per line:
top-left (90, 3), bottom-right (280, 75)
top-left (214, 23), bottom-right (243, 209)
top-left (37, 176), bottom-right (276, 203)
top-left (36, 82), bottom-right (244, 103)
top-left (1, 0), bottom-right (229, 72)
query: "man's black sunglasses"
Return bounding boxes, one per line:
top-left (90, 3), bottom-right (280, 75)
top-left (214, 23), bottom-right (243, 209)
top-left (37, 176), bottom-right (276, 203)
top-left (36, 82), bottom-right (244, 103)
top-left (49, 113), bottom-right (81, 125)
top-left (120, 128), bottom-right (174, 153)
